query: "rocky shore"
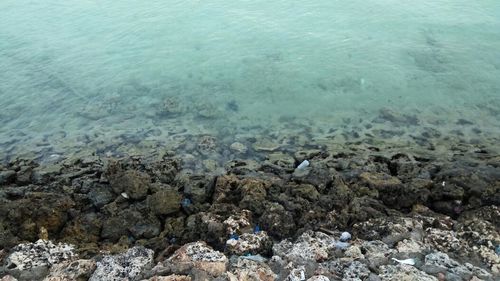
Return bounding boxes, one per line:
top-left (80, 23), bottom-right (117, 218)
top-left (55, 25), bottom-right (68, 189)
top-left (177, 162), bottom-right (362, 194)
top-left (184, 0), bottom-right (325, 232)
top-left (0, 143), bottom-right (499, 280)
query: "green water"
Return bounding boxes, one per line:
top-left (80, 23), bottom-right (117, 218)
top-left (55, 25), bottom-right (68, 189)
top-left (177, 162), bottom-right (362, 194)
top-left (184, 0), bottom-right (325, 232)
top-left (1, 0), bottom-right (499, 161)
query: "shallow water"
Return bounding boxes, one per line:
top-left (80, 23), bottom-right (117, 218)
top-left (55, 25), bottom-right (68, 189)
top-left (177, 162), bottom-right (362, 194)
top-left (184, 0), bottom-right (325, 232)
top-left (1, 0), bottom-right (499, 161)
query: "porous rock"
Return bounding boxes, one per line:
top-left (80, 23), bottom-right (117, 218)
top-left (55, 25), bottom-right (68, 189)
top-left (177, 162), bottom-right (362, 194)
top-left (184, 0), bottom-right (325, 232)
top-left (229, 257), bottom-right (276, 281)
top-left (43, 259), bottom-right (96, 281)
top-left (379, 264), bottom-right (437, 281)
top-left (109, 170), bottom-right (150, 200)
top-left (89, 246), bottom-right (154, 281)
top-left (146, 275), bottom-right (191, 281)
top-left (226, 231), bottom-right (273, 256)
top-left (164, 241), bottom-right (228, 277)
top-left (3, 240), bottom-right (76, 281)
top-left (273, 231), bottom-right (335, 264)
top-left (148, 188), bottom-right (182, 216)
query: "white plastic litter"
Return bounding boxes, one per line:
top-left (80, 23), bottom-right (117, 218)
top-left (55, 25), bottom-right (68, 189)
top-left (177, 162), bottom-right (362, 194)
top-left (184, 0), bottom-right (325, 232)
top-left (121, 192), bottom-right (129, 199)
top-left (391, 258), bottom-right (416, 266)
top-left (297, 160), bottom-right (310, 170)
top-left (340, 231), bottom-right (352, 242)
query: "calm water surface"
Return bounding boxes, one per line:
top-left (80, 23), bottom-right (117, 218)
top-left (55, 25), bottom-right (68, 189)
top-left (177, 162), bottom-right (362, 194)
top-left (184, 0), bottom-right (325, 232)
top-left (1, 0), bottom-right (499, 160)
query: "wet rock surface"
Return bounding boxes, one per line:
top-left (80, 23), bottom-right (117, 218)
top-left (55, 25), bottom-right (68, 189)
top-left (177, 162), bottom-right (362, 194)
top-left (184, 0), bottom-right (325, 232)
top-left (0, 145), bottom-right (498, 280)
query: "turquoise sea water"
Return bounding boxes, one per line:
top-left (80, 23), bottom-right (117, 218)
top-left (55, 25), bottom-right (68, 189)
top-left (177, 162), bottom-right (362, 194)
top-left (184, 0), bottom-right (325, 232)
top-left (1, 0), bottom-right (499, 161)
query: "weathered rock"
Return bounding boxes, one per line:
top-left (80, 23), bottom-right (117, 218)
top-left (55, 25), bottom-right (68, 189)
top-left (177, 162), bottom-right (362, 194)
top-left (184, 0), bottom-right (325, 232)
top-left (0, 275), bottom-right (18, 281)
top-left (15, 166), bottom-right (33, 185)
top-left (379, 264), bottom-right (437, 281)
top-left (0, 170), bottom-right (16, 185)
top-left (343, 261), bottom-right (371, 280)
top-left (223, 210), bottom-right (252, 234)
top-left (109, 170), bottom-right (150, 200)
top-left (101, 208), bottom-right (161, 241)
top-left (421, 252), bottom-right (492, 281)
top-left (4, 240), bottom-right (76, 281)
top-left (88, 185), bottom-right (114, 209)
top-left (212, 175), bottom-right (242, 204)
top-left (226, 231), bottom-right (273, 256)
top-left (239, 179), bottom-right (269, 215)
top-left (229, 257), bottom-right (276, 281)
top-left (259, 202), bottom-right (296, 239)
top-left (89, 246), bottom-right (154, 281)
top-left (273, 231), bottom-right (336, 264)
top-left (43, 259), bottom-right (96, 281)
top-left (307, 275), bottom-right (330, 281)
top-left (163, 242), bottom-right (228, 277)
top-left (148, 188), bottom-right (182, 216)
top-left (290, 184), bottom-right (320, 201)
top-left (179, 174), bottom-right (215, 204)
top-left (147, 275), bottom-right (191, 281)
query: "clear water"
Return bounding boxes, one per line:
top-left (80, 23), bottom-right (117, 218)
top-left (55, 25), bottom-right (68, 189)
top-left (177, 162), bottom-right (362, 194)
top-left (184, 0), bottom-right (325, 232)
top-left (1, 0), bottom-right (499, 161)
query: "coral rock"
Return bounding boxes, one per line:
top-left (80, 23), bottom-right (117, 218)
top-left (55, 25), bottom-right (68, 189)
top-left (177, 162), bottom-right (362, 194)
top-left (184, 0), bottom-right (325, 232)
top-left (43, 259), bottom-right (96, 281)
top-left (166, 242), bottom-right (228, 277)
top-left (89, 246), bottom-right (154, 281)
top-left (4, 240), bottom-right (76, 281)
